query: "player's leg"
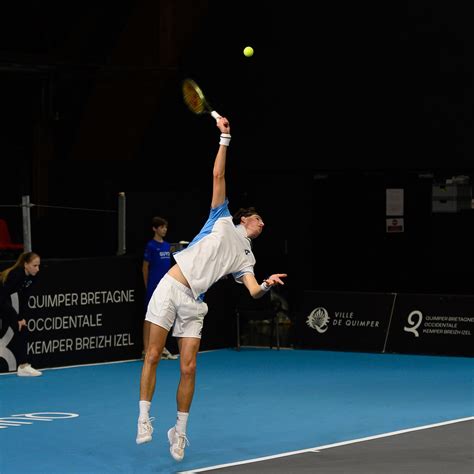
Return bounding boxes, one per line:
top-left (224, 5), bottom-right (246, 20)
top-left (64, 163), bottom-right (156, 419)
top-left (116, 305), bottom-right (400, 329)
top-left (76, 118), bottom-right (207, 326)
top-left (176, 336), bottom-right (201, 412)
top-left (168, 336), bottom-right (200, 461)
top-left (136, 275), bottom-right (177, 445)
top-left (167, 293), bottom-right (207, 461)
top-left (142, 319), bottom-right (151, 356)
top-left (136, 322), bottom-right (169, 445)
top-left (142, 290), bottom-right (152, 358)
top-left (140, 323), bottom-right (169, 400)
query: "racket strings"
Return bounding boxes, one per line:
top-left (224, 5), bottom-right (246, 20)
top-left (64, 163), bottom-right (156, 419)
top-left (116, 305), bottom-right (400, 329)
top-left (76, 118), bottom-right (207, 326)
top-left (182, 79), bottom-right (206, 114)
top-left (184, 91), bottom-right (204, 113)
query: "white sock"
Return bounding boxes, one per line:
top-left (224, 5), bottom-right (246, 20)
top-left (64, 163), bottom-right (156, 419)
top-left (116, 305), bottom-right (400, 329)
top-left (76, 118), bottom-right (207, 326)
top-left (139, 400), bottom-right (151, 420)
top-left (175, 411), bottom-right (189, 434)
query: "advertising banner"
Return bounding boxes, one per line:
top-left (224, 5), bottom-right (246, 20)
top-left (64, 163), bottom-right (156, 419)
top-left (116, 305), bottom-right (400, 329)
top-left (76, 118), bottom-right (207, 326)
top-left (295, 291), bottom-right (395, 352)
top-left (0, 257), bottom-right (143, 372)
top-left (385, 293), bottom-right (474, 356)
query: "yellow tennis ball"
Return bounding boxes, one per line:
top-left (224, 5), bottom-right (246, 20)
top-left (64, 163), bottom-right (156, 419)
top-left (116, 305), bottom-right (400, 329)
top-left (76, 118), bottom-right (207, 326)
top-left (243, 46), bottom-right (254, 57)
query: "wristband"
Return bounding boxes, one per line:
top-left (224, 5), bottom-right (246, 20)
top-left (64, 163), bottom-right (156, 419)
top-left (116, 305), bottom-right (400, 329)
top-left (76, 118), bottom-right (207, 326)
top-left (219, 133), bottom-right (231, 146)
top-left (260, 281), bottom-right (271, 292)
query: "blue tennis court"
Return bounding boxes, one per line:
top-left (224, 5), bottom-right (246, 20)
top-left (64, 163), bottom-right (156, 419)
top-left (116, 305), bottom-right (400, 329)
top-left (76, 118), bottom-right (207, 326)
top-left (1, 348), bottom-right (473, 473)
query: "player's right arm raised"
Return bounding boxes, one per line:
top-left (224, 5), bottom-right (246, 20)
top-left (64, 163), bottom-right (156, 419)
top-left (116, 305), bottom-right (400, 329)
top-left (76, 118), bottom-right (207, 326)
top-left (211, 117), bottom-right (231, 209)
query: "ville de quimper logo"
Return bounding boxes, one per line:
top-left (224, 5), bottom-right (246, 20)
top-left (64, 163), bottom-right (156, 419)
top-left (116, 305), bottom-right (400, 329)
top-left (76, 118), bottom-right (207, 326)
top-left (306, 307), bottom-right (330, 333)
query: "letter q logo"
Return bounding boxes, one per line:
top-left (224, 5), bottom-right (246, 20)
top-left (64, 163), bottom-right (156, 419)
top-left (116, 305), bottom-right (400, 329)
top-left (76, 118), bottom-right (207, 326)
top-left (403, 310), bottom-right (423, 338)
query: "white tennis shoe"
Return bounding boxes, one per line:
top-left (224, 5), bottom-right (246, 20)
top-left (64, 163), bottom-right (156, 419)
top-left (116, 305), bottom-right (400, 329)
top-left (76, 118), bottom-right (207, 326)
top-left (161, 347), bottom-right (178, 360)
top-left (167, 427), bottom-right (189, 461)
top-left (136, 417), bottom-right (154, 444)
top-left (17, 364), bottom-right (42, 377)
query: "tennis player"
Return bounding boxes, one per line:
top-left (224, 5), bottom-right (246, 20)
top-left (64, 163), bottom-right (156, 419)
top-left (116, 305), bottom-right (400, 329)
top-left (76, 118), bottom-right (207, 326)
top-left (136, 115), bottom-right (287, 461)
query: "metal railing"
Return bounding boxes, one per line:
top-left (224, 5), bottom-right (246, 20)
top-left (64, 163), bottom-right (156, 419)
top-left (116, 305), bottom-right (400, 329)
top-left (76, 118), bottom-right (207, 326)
top-left (0, 193), bottom-right (126, 256)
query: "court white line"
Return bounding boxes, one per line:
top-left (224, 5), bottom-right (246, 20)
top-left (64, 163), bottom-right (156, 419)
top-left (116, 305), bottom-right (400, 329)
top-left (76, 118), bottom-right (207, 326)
top-left (0, 357), bottom-right (143, 375)
top-left (0, 348), bottom-right (234, 376)
top-left (178, 416), bottom-right (474, 473)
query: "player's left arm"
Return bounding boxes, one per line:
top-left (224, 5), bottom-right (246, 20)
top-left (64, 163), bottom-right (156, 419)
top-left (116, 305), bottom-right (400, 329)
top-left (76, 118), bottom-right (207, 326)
top-left (242, 273), bottom-right (287, 299)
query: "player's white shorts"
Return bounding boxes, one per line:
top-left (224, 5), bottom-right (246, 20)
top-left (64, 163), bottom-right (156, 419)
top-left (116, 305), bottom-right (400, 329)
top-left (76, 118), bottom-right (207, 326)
top-left (145, 274), bottom-right (208, 338)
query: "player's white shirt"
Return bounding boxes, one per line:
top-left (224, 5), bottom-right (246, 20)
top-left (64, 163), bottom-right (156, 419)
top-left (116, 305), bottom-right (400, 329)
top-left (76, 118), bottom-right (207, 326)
top-left (173, 199), bottom-right (255, 300)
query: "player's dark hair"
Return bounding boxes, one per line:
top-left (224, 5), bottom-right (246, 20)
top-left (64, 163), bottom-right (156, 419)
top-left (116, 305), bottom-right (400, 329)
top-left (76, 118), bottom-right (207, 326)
top-left (152, 216), bottom-right (168, 228)
top-left (232, 207), bottom-right (260, 225)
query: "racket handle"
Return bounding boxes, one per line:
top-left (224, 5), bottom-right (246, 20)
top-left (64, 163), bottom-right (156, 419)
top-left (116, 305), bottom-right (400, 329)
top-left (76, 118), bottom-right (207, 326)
top-left (211, 111), bottom-right (222, 120)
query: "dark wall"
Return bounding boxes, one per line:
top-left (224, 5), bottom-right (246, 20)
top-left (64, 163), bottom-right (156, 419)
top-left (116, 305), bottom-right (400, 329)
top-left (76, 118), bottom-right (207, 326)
top-left (310, 171), bottom-right (474, 295)
top-left (1, 2), bottom-right (474, 308)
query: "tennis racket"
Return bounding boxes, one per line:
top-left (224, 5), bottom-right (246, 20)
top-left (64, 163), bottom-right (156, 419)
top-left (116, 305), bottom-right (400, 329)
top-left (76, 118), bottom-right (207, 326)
top-left (182, 78), bottom-right (221, 120)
